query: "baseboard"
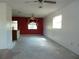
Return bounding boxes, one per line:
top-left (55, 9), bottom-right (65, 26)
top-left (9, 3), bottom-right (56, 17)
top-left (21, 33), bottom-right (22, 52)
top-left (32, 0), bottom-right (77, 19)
top-left (44, 35), bottom-right (79, 57)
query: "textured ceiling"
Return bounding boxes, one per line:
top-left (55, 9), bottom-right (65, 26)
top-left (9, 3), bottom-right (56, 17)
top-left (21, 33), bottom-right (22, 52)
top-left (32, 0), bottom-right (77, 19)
top-left (0, 0), bottom-right (75, 17)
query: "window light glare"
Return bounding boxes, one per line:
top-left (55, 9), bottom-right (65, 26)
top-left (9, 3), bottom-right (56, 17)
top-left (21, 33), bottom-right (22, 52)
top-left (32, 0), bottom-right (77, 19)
top-left (53, 15), bottom-right (62, 29)
top-left (28, 22), bottom-right (37, 29)
top-left (12, 21), bottom-right (18, 30)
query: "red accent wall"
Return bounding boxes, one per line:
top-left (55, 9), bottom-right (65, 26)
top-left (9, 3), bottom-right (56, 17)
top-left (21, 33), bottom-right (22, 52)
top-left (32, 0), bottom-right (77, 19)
top-left (12, 17), bottom-right (43, 35)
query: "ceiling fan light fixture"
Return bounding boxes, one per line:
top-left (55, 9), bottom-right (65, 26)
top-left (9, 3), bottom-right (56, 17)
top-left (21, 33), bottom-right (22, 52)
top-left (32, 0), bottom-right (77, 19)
top-left (30, 16), bottom-right (35, 20)
top-left (30, 14), bottom-right (36, 20)
top-left (39, 5), bottom-right (42, 8)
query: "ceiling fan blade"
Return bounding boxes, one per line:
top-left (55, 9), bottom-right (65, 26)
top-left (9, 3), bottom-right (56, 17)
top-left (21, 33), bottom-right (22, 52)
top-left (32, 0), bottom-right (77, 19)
top-left (25, 1), bottom-right (38, 3)
top-left (34, 1), bottom-right (38, 2)
top-left (44, 1), bottom-right (56, 4)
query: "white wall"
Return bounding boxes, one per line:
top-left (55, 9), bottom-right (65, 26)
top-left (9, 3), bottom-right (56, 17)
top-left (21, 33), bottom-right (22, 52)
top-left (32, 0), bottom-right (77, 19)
top-left (0, 3), bottom-right (15, 49)
top-left (44, 0), bottom-right (79, 55)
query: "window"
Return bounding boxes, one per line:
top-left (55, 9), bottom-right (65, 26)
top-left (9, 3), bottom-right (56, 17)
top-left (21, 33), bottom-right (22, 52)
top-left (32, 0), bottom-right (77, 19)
top-left (53, 15), bottom-right (62, 29)
top-left (12, 21), bottom-right (18, 30)
top-left (28, 22), bottom-right (37, 29)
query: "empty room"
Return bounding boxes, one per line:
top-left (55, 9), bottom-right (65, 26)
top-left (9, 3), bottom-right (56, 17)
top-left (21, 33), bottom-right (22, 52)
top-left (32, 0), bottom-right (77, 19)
top-left (0, 0), bottom-right (79, 59)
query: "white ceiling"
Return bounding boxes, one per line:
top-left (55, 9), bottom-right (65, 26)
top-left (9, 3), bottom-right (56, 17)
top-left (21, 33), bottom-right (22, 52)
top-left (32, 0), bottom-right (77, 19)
top-left (0, 0), bottom-right (75, 17)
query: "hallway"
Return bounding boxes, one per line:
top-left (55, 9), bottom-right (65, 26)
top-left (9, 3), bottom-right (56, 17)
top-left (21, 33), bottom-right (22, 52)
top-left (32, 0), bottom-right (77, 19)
top-left (12, 36), bottom-right (79, 59)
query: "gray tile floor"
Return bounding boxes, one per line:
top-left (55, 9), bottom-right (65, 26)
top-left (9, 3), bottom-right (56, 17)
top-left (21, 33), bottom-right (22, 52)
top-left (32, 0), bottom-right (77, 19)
top-left (12, 35), bottom-right (79, 59)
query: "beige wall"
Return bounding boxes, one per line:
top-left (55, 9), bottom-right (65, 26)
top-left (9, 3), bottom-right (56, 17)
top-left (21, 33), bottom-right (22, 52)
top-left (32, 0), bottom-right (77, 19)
top-left (44, 0), bottom-right (79, 55)
top-left (0, 3), bottom-right (15, 49)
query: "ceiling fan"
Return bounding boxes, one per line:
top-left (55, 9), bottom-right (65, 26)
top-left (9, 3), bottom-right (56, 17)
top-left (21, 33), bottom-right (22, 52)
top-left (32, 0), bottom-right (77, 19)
top-left (25, 0), bottom-right (56, 8)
